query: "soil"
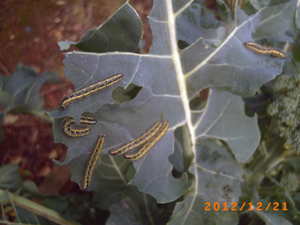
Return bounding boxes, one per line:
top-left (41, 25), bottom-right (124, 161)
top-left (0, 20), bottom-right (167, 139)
top-left (0, 0), bottom-right (153, 195)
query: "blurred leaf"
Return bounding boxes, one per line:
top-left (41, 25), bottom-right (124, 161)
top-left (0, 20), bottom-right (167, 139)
top-left (106, 188), bottom-right (170, 225)
top-left (106, 197), bottom-right (143, 225)
top-left (0, 164), bottom-right (22, 189)
top-left (0, 189), bottom-right (80, 225)
top-left (254, 210), bottom-right (293, 225)
top-left (0, 91), bottom-right (15, 107)
top-left (2, 63), bottom-right (59, 110)
top-left (0, 63), bottom-right (59, 141)
top-left (253, 0), bottom-right (297, 42)
top-left (296, 0), bottom-right (300, 28)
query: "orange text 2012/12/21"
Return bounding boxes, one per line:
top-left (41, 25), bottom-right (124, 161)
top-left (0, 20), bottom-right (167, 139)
top-left (205, 202), bottom-right (288, 211)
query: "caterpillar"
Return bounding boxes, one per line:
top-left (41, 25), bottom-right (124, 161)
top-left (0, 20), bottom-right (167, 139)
top-left (82, 134), bottom-right (105, 190)
top-left (243, 42), bottom-right (286, 59)
top-left (62, 116), bottom-right (97, 137)
top-left (123, 120), bottom-right (169, 161)
top-left (109, 120), bottom-right (162, 156)
top-left (61, 73), bottom-right (124, 110)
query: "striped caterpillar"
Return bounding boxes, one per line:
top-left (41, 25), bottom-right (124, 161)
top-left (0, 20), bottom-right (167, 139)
top-left (243, 42), bottom-right (286, 59)
top-left (61, 73), bottom-right (124, 110)
top-left (61, 116), bottom-right (97, 137)
top-left (123, 120), bottom-right (169, 161)
top-left (82, 134), bottom-right (105, 190)
top-left (109, 120), bottom-right (169, 161)
top-left (109, 120), bottom-right (162, 156)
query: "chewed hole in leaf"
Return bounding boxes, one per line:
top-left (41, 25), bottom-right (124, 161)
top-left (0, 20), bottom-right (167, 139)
top-left (111, 83), bottom-right (142, 104)
top-left (189, 88), bottom-right (208, 110)
top-left (178, 40), bottom-right (189, 50)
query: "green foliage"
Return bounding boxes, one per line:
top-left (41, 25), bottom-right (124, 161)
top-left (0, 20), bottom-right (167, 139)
top-left (267, 74), bottom-right (300, 152)
top-left (0, 164), bottom-right (80, 225)
top-left (49, 0), bottom-right (297, 224)
top-left (0, 164), bottom-right (22, 189)
top-left (0, 63), bottom-right (59, 141)
top-left (2, 0), bottom-right (300, 224)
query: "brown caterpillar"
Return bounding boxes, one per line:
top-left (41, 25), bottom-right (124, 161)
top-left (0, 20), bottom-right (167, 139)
top-left (243, 42), bottom-right (286, 59)
top-left (123, 120), bottom-right (169, 161)
top-left (61, 116), bottom-right (97, 137)
top-left (82, 134), bottom-right (105, 190)
top-left (109, 120), bottom-right (162, 156)
top-left (61, 73), bottom-right (124, 110)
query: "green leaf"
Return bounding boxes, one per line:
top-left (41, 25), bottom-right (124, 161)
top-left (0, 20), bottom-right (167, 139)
top-left (168, 140), bottom-right (243, 225)
top-left (0, 189), bottom-right (80, 225)
top-left (58, 2), bottom-right (143, 53)
top-left (254, 210), bottom-right (293, 225)
top-left (105, 189), bottom-right (170, 225)
top-left (50, 0), bottom-right (284, 205)
top-left (106, 197), bottom-right (143, 225)
top-left (296, 0), bottom-right (300, 29)
top-left (91, 155), bottom-right (134, 209)
top-left (0, 164), bottom-right (22, 189)
top-left (169, 127), bottom-right (185, 173)
top-left (0, 63), bottom-right (59, 141)
top-left (176, 2), bottom-right (224, 46)
top-left (0, 91), bottom-right (15, 107)
top-left (2, 63), bottom-right (59, 110)
top-left (193, 90), bottom-right (260, 163)
top-left (247, 0), bottom-right (272, 10)
top-left (253, 0), bottom-right (297, 42)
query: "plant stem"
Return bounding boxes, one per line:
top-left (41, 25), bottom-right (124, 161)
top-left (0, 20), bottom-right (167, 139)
top-left (0, 189), bottom-right (80, 225)
top-left (143, 193), bottom-right (155, 225)
top-left (249, 139), bottom-right (292, 187)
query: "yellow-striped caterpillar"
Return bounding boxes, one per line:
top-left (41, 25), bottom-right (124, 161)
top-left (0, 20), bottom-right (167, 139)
top-left (243, 42), bottom-right (286, 59)
top-left (61, 73), bottom-right (124, 110)
top-left (82, 134), bottom-right (105, 190)
top-left (123, 120), bottom-right (169, 161)
top-left (62, 116), bottom-right (97, 137)
top-left (109, 120), bottom-right (162, 156)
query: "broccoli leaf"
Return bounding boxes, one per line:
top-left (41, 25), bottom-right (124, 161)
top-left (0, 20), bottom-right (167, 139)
top-left (106, 197), bottom-right (143, 225)
top-left (168, 140), bottom-right (243, 225)
top-left (58, 3), bottom-right (143, 53)
top-left (254, 210), bottom-right (293, 225)
top-left (50, 0), bottom-right (284, 205)
top-left (253, 0), bottom-right (297, 42)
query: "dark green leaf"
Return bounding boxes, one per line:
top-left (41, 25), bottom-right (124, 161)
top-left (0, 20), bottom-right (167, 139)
top-left (106, 197), bottom-right (143, 225)
top-left (0, 164), bottom-right (22, 189)
top-left (58, 2), bottom-right (143, 53)
top-left (254, 210), bottom-right (293, 225)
